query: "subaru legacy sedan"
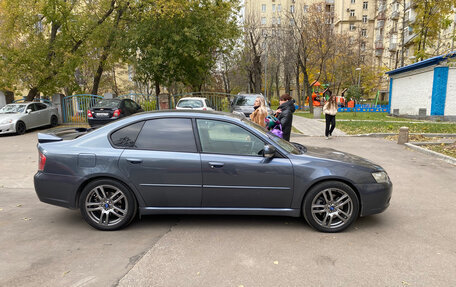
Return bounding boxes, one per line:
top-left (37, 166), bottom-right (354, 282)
top-left (34, 111), bottom-right (392, 232)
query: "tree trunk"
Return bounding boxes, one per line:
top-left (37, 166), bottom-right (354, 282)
top-left (26, 87), bottom-right (39, 101)
top-left (155, 81), bottom-right (160, 110)
top-left (295, 62), bottom-right (300, 107)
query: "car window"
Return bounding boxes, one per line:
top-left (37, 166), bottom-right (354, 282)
top-left (35, 103), bottom-right (47, 110)
top-left (124, 100), bottom-right (134, 112)
top-left (204, 99), bottom-right (210, 108)
top-left (177, 99), bottom-right (203, 108)
top-left (27, 104), bottom-right (37, 112)
top-left (234, 96), bottom-right (256, 106)
top-left (93, 99), bottom-right (121, 108)
top-left (110, 121), bottom-right (145, 148)
top-left (135, 118), bottom-right (197, 152)
top-left (196, 119), bottom-right (265, 156)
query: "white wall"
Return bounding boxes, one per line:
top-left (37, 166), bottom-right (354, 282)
top-left (391, 68), bottom-right (434, 115)
top-left (445, 68), bottom-right (456, 116)
top-left (0, 91), bottom-right (5, 108)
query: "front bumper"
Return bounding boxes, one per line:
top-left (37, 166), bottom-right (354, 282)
top-left (0, 122), bottom-right (15, 135)
top-left (356, 182), bottom-right (393, 217)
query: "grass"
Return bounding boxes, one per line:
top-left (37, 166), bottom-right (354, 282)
top-left (423, 143), bottom-right (456, 158)
top-left (295, 112), bottom-right (456, 134)
top-left (336, 121), bottom-right (456, 135)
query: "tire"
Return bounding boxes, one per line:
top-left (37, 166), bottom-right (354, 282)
top-left (79, 179), bottom-right (137, 231)
top-left (303, 181), bottom-right (359, 233)
top-left (50, 115), bottom-right (58, 127)
top-left (16, 121), bottom-right (26, 135)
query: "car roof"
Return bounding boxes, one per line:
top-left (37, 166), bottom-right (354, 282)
top-left (177, 97), bottom-right (207, 101)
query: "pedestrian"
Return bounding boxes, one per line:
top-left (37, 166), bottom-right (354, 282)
top-left (323, 93), bottom-right (338, 139)
top-left (275, 93), bottom-right (296, 141)
top-left (250, 96), bottom-right (268, 127)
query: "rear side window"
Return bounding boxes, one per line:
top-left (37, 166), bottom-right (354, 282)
top-left (135, 118), bottom-right (197, 152)
top-left (110, 121), bottom-right (145, 148)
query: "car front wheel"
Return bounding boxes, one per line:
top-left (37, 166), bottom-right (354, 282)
top-left (50, 115), bottom-right (58, 127)
top-left (16, 121), bottom-right (26, 135)
top-left (80, 179), bottom-right (137, 231)
top-left (303, 181), bottom-right (359, 233)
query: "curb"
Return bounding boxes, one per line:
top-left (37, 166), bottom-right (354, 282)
top-left (404, 142), bottom-right (456, 166)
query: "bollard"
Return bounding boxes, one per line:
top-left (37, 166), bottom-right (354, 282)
top-left (397, 126), bottom-right (409, 144)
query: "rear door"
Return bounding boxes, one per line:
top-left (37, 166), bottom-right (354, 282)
top-left (118, 118), bottom-right (202, 207)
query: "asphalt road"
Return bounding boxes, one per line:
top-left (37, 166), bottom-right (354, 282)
top-left (1, 129), bottom-right (455, 286)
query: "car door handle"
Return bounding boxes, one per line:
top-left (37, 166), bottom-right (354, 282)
top-left (126, 158), bottom-right (143, 164)
top-left (209, 162), bottom-right (224, 168)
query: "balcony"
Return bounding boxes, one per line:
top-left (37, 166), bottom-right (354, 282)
top-left (390, 27), bottom-right (398, 34)
top-left (377, 12), bottom-right (386, 20)
top-left (375, 49), bottom-right (384, 57)
top-left (391, 11), bottom-right (399, 20)
top-left (326, 0), bottom-right (334, 4)
top-left (376, 20), bottom-right (385, 29)
top-left (389, 43), bottom-right (397, 51)
top-left (375, 41), bottom-right (384, 49)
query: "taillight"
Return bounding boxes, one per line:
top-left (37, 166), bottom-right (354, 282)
top-left (113, 109), bottom-right (121, 117)
top-left (38, 151), bottom-right (46, 171)
top-left (203, 107), bottom-right (207, 111)
top-left (87, 110), bottom-right (93, 119)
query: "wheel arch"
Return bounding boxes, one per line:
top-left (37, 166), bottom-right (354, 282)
top-left (74, 175), bottom-right (142, 209)
top-left (299, 177), bottom-right (361, 215)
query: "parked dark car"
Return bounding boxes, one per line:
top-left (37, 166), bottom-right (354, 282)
top-left (87, 98), bottom-right (143, 127)
top-left (34, 111), bottom-right (392, 233)
top-left (230, 94), bottom-right (272, 117)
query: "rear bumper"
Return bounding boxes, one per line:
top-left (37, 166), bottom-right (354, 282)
top-left (34, 172), bottom-right (82, 209)
top-left (356, 182), bottom-right (393, 217)
top-left (88, 118), bottom-right (116, 127)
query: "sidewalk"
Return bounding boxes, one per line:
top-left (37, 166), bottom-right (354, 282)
top-left (292, 115), bottom-right (346, 137)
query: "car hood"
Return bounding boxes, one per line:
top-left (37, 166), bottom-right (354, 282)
top-left (233, 106), bottom-right (254, 113)
top-left (0, 113), bottom-right (21, 121)
top-left (300, 146), bottom-right (384, 170)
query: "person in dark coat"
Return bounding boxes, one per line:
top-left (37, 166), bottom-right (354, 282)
top-left (275, 94), bottom-right (296, 141)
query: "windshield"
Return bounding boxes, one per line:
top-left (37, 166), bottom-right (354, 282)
top-left (0, 104), bottom-right (27, 114)
top-left (234, 96), bottom-right (256, 106)
top-left (177, 99), bottom-right (203, 108)
top-left (93, 100), bottom-right (121, 108)
top-left (242, 119), bottom-right (302, 155)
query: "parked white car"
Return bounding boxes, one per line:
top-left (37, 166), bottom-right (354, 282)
top-left (0, 102), bottom-right (59, 135)
top-left (176, 97), bottom-right (213, 111)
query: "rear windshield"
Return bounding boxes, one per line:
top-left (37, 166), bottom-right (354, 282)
top-left (93, 100), bottom-right (121, 108)
top-left (234, 96), bottom-right (256, 106)
top-left (177, 99), bottom-right (204, 108)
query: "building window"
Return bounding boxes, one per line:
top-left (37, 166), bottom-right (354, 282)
top-left (277, 4), bottom-right (281, 12)
top-left (290, 5), bottom-right (295, 13)
top-left (351, 0), bottom-right (355, 3)
top-left (350, 10), bottom-right (355, 17)
top-left (272, 17), bottom-right (276, 25)
top-left (363, 2), bottom-right (368, 10)
top-left (277, 17), bottom-right (281, 25)
top-left (290, 18), bottom-right (295, 26)
top-left (262, 4), bottom-right (266, 13)
top-left (361, 42), bottom-right (366, 50)
top-left (261, 17), bottom-right (266, 25)
top-left (363, 15), bottom-right (368, 23)
top-left (304, 5), bottom-right (308, 12)
top-left (350, 23), bottom-right (356, 31)
top-left (272, 4), bottom-right (276, 12)
top-left (361, 29), bottom-right (367, 37)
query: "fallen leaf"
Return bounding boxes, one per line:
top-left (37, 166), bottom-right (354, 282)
top-left (402, 281), bottom-right (410, 286)
top-left (22, 217), bottom-right (31, 221)
top-left (63, 271), bottom-right (70, 277)
top-left (196, 272), bottom-right (200, 275)
top-left (238, 285), bottom-right (244, 287)
top-left (273, 261), bottom-right (279, 265)
top-left (0, 208), bottom-right (3, 211)
top-left (16, 204), bottom-right (22, 207)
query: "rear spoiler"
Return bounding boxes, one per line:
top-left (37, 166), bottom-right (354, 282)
top-left (38, 133), bottom-right (63, 143)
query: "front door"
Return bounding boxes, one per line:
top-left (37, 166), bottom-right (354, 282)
top-left (196, 119), bottom-right (294, 208)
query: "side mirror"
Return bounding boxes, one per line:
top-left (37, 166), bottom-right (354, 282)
top-left (263, 144), bottom-right (276, 158)
top-left (27, 109), bottom-right (32, 114)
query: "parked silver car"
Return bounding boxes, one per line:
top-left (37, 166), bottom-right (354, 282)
top-left (0, 102), bottom-right (59, 135)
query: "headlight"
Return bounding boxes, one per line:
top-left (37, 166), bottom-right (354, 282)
top-left (372, 171), bottom-right (390, 183)
top-left (0, 119), bottom-right (13, 124)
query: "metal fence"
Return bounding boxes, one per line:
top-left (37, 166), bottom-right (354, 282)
top-left (62, 94), bottom-right (103, 124)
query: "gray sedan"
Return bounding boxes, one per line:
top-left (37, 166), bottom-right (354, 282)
top-left (0, 102), bottom-right (59, 135)
top-left (34, 111), bottom-right (392, 232)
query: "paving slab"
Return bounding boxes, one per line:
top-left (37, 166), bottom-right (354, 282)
top-left (292, 115), bottom-right (346, 137)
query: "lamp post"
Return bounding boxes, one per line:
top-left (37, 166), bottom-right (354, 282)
top-left (355, 67), bottom-right (361, 87)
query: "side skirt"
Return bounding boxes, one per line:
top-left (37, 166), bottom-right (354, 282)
top-left (139, 207), bottom-right (301, 217)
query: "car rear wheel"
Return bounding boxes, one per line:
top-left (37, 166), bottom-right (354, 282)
top-left (80, 179), bottom-right (137, 231)
top-left (16, 121), bottom-right (26, 135)
top-left (303, 181), bottom-right (359, 233)
top-left (50, 115), bottom-right (58, 127)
